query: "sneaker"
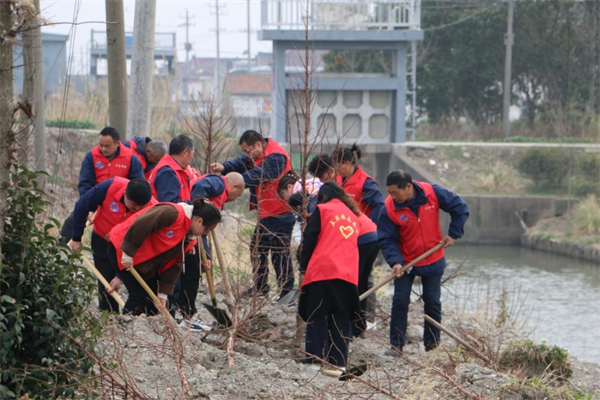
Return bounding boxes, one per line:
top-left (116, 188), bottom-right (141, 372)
top-left (306, 363), bottom-right (322, 371)
top-left (366, 321), bottom-right (377, 331)
top-left (180, 319), bottom-right (212, 332)
top-left (384, 345), bottom-right (404, 358)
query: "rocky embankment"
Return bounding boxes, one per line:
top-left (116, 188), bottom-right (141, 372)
top-left (92, 287), bottom-right (600, 400)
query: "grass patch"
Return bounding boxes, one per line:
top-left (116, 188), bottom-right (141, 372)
top-left (500, 340), bottom-right (572, 381)
top-left (574, 195), bottom-right (600, 235)
top-left (46, 118), bottom-right (98, 129)
top-left (500, 378), bottom-right (595, 400)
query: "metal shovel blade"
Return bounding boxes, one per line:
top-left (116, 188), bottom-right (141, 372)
top-left (203, 302), bottom-right (233, 328)
top-left (339, 364), bottom-right (368, 381)
top-left (276, 289), bottom-right (299, 305)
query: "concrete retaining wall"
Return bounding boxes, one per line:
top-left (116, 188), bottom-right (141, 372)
top-left (521, 234), bottom-right (600, 263)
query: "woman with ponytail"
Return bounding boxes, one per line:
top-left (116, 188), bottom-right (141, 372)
top-left (107, 197), bottom-right (221, 315)
top-left (331, 144), bottom-right (384, 224)
top-left (299, 182), bottom-right (361, 376)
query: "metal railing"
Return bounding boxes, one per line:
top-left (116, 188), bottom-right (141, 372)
top-left (261, 0), bottom-right (421, 30)
top-left (90, 30), bottom-right (176, 50)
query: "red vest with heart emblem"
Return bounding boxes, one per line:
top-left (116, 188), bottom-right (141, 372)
top-left (357, 212), bottom-right (377, 236)
top-left (384, 181), bottom-right (444, 267)
top-left (302, 199), bottom-right (360, 287)
top-left (252, 139), bottom-right (292, 219)
top-left (91, 144), bottom-right (134, 184)
top-left (342, 166), bottom-right (373, 217)
top-left (148, 155), bottom-right (192, 202)
top-left (191, 175), bottom-right (229, 210)
top-left (108, 203), bottom-right (196, 273)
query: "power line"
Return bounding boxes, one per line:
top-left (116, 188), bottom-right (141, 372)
top-left (423, 1), bottom-right (500, 31)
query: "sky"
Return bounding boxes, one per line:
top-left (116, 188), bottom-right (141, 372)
top-left (40, 0), bottom-right (273, 75)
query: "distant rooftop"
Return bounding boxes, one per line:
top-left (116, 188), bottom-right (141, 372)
top-left (226, 74), bottom-right (272, 95)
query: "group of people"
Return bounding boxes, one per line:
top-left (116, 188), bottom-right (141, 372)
top-left (67, 126), bottom-right (469, 376)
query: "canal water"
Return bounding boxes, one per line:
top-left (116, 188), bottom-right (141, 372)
top-left (438, 245), bottom-right (600, 364)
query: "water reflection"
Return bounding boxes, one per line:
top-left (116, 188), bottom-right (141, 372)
top-left (442, 245), bottom-right (600, 364)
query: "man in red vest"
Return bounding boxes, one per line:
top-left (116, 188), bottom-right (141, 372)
top-left (190, 172), bottom-right (245, 210)
top-left (60, 127), bottom-right (145, 243)
top-left (70, 178), bottom-right (154, 311)
top-left (378, 170), bottom-right (469, 356)
top-left (210, 130), bottom-right (295, 300)
top-left (123, 136), bottom-right (168, 180)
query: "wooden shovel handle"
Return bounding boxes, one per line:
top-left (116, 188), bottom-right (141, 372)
top-left (210, 230), bottom-right (233, 304)
top-left (128, 267), bottom-right (173, 320)
top-left (81, 254), bottom-right (125, 308)
top-left (199, 238), bottom-right (217, 302)
top-left (359, 241), bottom-right (446, 301)
top-left (424, 315), bottom-right (490, 363)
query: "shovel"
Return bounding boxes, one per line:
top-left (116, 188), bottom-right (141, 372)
top-left (359, 241), bottom-right (446, 301)
top-left (199, 239), bottom-right (233, 328)
top-left (80, 253), bottom-right (126, 308)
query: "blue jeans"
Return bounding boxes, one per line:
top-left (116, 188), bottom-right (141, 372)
top-left (250, 213), bottom-right (295, 295)
top-left (390, 258), bottom-right (445, 347)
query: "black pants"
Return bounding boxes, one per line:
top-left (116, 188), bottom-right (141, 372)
top-left (250, 214), bottom-right (295, 295)
top-left (91, 232), bottom-right (119, 312)
top-left (352, 241), bottom-right (380, 336)
top-left (173, 244), bottom-right (200, 318)
top-left (107, 243), bottom-right (159, 316)
top-left (305, 313), bottom-right (352, 367)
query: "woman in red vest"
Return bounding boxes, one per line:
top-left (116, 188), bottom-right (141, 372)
top-left (331, 144), bottom-right (384, 223)
top-left (106, 197), bottom-right (221, 316)
top-left (299, 182), bottom-right (361, 376)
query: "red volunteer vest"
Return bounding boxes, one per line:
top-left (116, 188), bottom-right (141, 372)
top-left (190, 175), bottom-right (229, 210)
top-left (91, 144), bottom-right (134, 184)
top-left (384, 182), bottom-right (444, 267)
top-left (149, 155), bottom-right (192, 202)
top-left (342, 166), bottom-right (373, 217)
top-left (108, 203), bottom-right (196, 273)
top-left (125, 139), bottom-right (149, 177)
top-left (302, 199), bottom-right (360, 287)
top-left (253, 139), bottom-right (292, 219)
top-left (357, 212), bottom-right (377, 237)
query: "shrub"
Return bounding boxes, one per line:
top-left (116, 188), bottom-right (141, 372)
top-left (576, 153), bottom-right (600, 182)
top-left (573, 195), bottom-right (600, 235)
top-left (571, 177), bottom-right (600, 198)
top-left (517, 148), bottom-right (568, 187)
top-left (0, 167), bottom-right (102, 398)
top-left (500, 340), bottom-right (572, 380)
top-left (45, 118), bottom-right (98, 129)
top-left (474, 161), bottom-right (522, 193)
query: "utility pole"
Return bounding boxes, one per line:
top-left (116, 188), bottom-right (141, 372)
top-left (247, 0), bottom-right (251, 73)
top-left (180, 8), bottom-right (194, 94)
top-left (502, 0), bottom-right (514, 139)
top-left (105, 0), bottom-right (128, 136)
top-left (127, 0), bottom-right (157, 139)
top-left (20, 0), bottom-right (46, 183)
top-left (216, 0), bottom-right (221, 98)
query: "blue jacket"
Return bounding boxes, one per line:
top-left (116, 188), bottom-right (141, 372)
top-left (377, 182), bottom-right (469, 274)
top-left (153, 166), bottom-right (185, 203)
top-left (123, 136), bottom-right (156, 174)
top-left (78, 146), bottom-right (144, 197)
top-left (361, 177), bottom-right (385, 225)
top-left (221, 148), bottom-right (287, 217)
top-left (191, 174), bottom-right (226, 200)
top-left (72, 179), bottom-right (116, 241)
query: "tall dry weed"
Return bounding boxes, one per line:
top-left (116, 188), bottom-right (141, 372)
top-left (473, 161), bottom-right (522, 193)
top-left (574, 194), bottom-right (600, 234)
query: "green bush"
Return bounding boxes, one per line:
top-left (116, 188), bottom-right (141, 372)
top-left (517, 148), bottom-right (568, 187)
top-left (576, 153), bottom-right (600, 181)
top-left (45, 118), bottom-right (98, 129)
top-left (0, 167), bottom-right (102, 398)
top-left (500, 340), bottom-right (572, 380)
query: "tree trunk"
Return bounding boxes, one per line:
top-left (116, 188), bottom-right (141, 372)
top-left (127, 0), bottom-right (156, 139)
top-left (18, 0), bottom-right (45, 187)
top-left (0, 1), bottom-right (15, 254)
top-left (105, 0), bottom-right (128, 136)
